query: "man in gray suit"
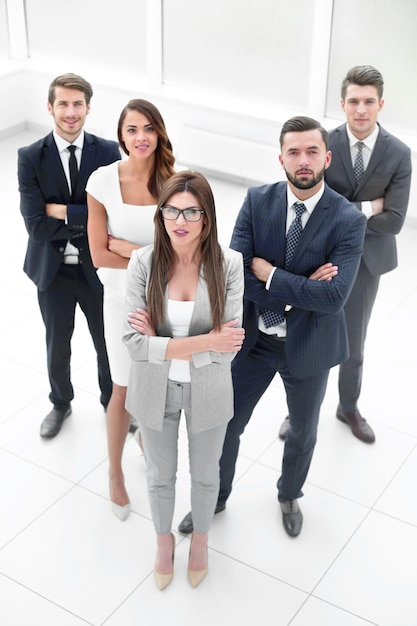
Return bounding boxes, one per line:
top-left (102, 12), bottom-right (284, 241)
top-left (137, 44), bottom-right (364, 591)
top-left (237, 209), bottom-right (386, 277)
top-left (279, 66), bottom-right (412, 444)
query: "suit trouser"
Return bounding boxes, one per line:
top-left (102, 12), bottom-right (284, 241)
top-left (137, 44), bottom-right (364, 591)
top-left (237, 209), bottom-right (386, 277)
top-left (139, 381), bottom-right (227, 535)
top-left (37, 263), bottom-right (112, 409)
top-left (218, 331), bottom-right (329, 505)
top-left (338, 261), bottom-right (380, 412)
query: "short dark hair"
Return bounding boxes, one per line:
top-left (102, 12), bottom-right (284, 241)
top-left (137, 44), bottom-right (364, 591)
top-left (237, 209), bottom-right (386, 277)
top-left (48, 73), bottom-right (93, 106)
top-left (341, 65), bottom-right (384, 100)
top-left (279, 116), bottom-right (329, 150)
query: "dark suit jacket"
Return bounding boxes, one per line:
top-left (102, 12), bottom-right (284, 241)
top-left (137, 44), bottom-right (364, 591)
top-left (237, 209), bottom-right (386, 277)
top-left (18, 131), bottom-right (121, 291)
top-left (326, 123), bottom-right (411, 277)
top-left (230, 182), bottom-right (367, 377)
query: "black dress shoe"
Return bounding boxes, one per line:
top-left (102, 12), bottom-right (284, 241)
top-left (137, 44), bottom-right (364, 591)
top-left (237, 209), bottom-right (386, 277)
top-left (336, 405), bottom-right (375, 443)
top-left (128, 420), bottom-right (138, 434)
top-left (280, 500), bottom-right (303, 537)
top-left (40, 406), bottom-right (72, 438)
top-left (278, 415), bottom-right (290, 441)
top-left (178, 503), bottom-right (226, 534)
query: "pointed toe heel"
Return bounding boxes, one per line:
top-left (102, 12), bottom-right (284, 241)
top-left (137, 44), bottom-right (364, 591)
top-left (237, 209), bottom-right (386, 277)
top-left (154, 569), bottom-right (174, 590)
top-left (188, 566), bottom-right (208, 588)
top-left (188, 533), bottom-right (208, 587)
top-left (154, 533), bottom-right (175, 590)
top-left (111, 501), bottom-right (131, 521)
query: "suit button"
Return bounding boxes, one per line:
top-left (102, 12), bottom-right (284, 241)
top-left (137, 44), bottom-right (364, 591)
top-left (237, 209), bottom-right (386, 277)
top-left (59, 247), bottom-right (64, 252)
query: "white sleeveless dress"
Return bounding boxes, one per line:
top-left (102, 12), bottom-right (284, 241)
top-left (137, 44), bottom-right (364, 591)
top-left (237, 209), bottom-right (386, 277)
top-left (86, 161), bottom-right (155, 385)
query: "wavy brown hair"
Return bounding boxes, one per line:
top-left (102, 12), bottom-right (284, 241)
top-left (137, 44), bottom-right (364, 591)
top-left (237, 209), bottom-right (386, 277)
top-left (117, 99), bottom-right (175, 198)
top-left (147, 171), bottom-right (225, 330)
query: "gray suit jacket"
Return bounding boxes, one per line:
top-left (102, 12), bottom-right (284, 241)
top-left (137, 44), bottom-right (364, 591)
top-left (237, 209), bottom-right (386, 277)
top-left (123, 245), bottom-right (244, 433)
top-left (326, 123), bottom-right (412, 277)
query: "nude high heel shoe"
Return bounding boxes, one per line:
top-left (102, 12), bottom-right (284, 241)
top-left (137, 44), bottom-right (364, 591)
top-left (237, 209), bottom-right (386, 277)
top-left (154, 533), bottom-right (176, 590)
top-left (110, 501), bottom-right (131, 521)
top-left (188, 534), bottom-right (208, 588)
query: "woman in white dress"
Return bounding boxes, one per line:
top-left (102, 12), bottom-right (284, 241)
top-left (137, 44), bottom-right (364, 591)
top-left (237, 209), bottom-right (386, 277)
top-left (86, 100), bottom-right (175, 520)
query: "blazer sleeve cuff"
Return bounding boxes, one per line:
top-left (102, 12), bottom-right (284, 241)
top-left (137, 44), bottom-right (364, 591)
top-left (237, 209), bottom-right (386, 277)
top-left (148, 336), bottom-right (170, 363)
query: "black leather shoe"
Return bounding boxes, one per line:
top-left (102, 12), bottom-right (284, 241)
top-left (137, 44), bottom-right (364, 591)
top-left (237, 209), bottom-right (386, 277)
top-left (178, 503), bottom-right (226, 534)
top-left (336, 405), bottom-right (375, 443)
top-left (128, 420), bottom-right (138, 434)
top-left (40, 406), bottom-right (71, 438)
top-left (278, 415), bottom-right (290, 441)
top-left (280, 500), bottom-right (303, 537)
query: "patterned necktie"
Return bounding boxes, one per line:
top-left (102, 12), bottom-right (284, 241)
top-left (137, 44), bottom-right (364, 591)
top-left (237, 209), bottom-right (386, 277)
top-left (261, 202), bottom-right (306, 328)
top-left (353, 141), bottom-right (365, 183)
top-left (67, 145), bottom-right (78, 200)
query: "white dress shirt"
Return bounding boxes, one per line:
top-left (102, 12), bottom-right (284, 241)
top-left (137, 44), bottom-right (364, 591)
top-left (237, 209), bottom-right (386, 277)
top-left (53, 130), bottom-right (85, 258)
top-left (259, 183), bottom-right (325, 337)
top-left (346, 123), bottom-right (379, 219)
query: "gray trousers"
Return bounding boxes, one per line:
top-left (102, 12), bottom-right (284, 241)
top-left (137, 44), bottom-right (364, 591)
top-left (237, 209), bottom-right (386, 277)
top-left (139, 380), bottom-right (227, 535)
top-left (338, 261), bottom-right (380, 412)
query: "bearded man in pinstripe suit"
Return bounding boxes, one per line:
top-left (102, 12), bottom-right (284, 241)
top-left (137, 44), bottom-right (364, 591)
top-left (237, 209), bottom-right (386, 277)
top-left (178, 116), bottom-right (366, 538)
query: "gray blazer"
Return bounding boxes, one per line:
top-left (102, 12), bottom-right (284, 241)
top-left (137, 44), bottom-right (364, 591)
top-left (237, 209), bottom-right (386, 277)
top-left (326, 123), bottom-right (412, 277)
top-left (123, 244), bottom-right (244, 433)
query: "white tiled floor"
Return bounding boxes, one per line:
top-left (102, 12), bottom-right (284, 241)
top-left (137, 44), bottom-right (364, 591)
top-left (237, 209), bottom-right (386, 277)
top-left (1, 131), bottom-right (417, 626)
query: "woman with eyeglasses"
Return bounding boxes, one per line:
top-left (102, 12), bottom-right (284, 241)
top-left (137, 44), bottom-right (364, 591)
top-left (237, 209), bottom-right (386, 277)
top-left (86, 100), bottom-right (175, 521)
top-left (123, 171), bottom-right (244, 589)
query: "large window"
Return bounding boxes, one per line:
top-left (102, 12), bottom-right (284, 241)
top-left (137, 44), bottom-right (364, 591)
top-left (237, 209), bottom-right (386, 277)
top-left (0, 0), bottom-right (10, 60)
top-left (326, 0), bottom-right (417, 134)
top-left (162, 0), bottom-right (315, 112)
top-left (24, 0), bottom-right (148, 74)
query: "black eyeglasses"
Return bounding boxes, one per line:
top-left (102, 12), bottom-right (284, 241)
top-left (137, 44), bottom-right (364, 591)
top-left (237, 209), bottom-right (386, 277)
top-left (160, 206), bottom-right (205, 222)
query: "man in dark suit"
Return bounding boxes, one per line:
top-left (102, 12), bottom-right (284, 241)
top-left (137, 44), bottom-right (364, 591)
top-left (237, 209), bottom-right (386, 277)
top-left (178, 116), bottom-right (366, 537)
top-left (327, 66), bottom-right (411, 443)
top-left (18, 73), bottom-right (121, 438)
top-left (280, 66), bottom-right (412, 444)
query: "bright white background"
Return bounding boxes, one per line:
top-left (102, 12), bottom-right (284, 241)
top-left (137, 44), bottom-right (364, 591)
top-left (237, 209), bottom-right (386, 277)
top-left (0, 0), bottom-right (416, 222)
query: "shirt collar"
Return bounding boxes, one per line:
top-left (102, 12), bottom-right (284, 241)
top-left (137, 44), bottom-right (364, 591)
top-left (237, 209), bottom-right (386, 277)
top-left (53, 130), bottom-right (85, 154)
top-left (287, 181), bottom-right (325, 215)
top-left (345, 123), bottom-right (379, 151)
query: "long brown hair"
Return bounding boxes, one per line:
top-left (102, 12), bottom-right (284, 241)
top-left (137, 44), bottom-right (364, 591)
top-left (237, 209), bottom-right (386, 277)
top-left (117, 99), bottom-right (175, 197)
top-left (147, 171), bottom-right (225, 330)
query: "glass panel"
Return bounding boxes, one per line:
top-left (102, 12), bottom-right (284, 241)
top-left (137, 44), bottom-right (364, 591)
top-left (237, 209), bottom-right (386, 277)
top-left (163, 0), bottom-right (315, 111)
top-left (24, 0), bottom-right (147, 73)
top-left (0, 0), bottom-right (10, 60)
top-left (326, 0), bottom-right (417, 134)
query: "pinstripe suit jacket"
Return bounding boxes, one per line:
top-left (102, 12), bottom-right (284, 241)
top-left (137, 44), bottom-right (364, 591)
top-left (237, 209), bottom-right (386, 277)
top-left (123, 244), bottom-right (244, 433)
top-left (230, 182), bottom-right (367, 377)
top-left (326, 123), bottom-right (411, 277)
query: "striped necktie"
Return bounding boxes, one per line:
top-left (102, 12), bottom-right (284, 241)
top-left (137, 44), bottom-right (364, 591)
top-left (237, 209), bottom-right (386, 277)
top-left (353, 141), bottom-right (365, 183)
top-left (261, 202), bottom-right (306, 328)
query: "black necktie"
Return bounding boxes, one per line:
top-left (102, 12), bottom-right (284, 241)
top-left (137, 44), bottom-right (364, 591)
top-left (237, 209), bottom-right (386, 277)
top-left (261, 202), bottom-right (306, 328)
top-left (67, 145), bottom-right (78, 200)
top-left (353, 141), bottom-right (365, 183)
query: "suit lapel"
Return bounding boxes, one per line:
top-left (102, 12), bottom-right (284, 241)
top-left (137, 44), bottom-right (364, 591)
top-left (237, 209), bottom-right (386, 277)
top-left (354, 126), bottom-right (388, 196)
top-left (287, 189), bottom-right (329, 269)
top-left (334, 126), bottom-right (356, 188)
top-left (77, 132), bottom-right (95, 199)
top-left (189, 270), bottom-right (211, 333)
top-left (271, 185), bottom-right (287, 268)
top-left (43, 133), bottom-right (70, 199)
